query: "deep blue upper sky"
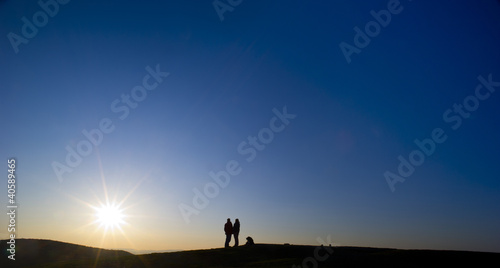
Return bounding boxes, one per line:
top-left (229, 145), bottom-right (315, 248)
top-left (1, 0), bottom-right (500, 252)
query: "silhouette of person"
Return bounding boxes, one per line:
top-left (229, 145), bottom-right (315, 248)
top-left (245, 236), bottom-right (254, 246)
top-left (233, 219), bottom-right (240, 247)
top-left (224, 218), bottom-right (233, 248)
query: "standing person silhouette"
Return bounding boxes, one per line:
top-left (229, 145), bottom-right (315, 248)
top-left (224, 218), bottom-right (233, 248)
top-left (233, 219), bottom-right (240, 247)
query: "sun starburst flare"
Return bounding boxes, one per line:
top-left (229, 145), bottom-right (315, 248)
top-left (93, 203), bottom-right (126, 231)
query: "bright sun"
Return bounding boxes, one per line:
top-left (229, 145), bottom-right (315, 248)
top-left (94, 203), bottom-right (125, 230)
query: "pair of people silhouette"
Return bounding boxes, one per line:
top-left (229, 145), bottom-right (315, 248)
top-left (224, 218), bottom-right (240, 248)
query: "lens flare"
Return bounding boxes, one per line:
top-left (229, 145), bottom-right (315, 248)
top-left (94, 203), bottom-right (125, 230)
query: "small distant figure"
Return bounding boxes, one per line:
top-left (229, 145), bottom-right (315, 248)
top-left (224, 218), bottom-right (233, 248)
top-left (233, 219), bottom-right (240, 247)
top-left (245, 236), bottom-right (254, 246)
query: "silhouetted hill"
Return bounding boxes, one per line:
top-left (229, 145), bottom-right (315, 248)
top-left (138, 244), bottom-right (500, 268)
top-left (0, 239), bottom-right (134, 268)
top-left (1, 239), bottom-right (499, 267)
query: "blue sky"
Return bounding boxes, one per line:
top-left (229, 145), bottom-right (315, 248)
top-left (1, 0), bottom-right (500, 252)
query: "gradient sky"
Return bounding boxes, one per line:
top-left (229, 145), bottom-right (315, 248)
top-left (1, 0), bottom-right (500, 253)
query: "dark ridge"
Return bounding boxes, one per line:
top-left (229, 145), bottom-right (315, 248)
top-left (0, 238), bottom-right (135, 267)
top-left (1, 239), bottom-right (499, 267)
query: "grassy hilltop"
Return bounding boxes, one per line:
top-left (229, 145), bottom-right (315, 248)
top-left (1, 239), bottom-right (499, 267)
